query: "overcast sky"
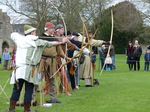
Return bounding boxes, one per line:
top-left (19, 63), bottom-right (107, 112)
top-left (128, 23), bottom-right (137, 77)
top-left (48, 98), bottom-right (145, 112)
top-left (0, 0), bottom-right (125, 23)
top-left (0, 0), bottom-right (149, 24)
top-left (0, 0), bottom-right (126, 12)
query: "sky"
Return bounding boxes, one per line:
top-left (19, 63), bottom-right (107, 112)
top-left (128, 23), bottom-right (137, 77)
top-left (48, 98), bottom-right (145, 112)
top-left (0, 0), bottom-right (125, 12)
top-left (0, 0), bottom-right (125, 23)
top-left (0, 0), bottom-right (149, 24)
top-left (0, 5), bottom-right (8, 12)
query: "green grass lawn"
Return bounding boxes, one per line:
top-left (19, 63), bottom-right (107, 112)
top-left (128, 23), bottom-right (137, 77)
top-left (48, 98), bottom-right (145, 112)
top-left (0, 54), bottom-right (150, 112)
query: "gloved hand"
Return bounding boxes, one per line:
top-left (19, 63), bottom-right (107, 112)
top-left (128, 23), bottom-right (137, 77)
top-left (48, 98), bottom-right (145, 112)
top-left (103, 41), bottom-right (111, 45)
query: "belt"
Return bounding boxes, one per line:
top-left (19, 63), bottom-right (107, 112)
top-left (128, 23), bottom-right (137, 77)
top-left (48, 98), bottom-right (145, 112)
top-left (42, 55), bottom-right (55, 59)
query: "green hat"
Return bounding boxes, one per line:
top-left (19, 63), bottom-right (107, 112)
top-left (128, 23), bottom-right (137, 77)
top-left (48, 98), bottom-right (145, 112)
top-left (24, 25), bottom-right (36, 34)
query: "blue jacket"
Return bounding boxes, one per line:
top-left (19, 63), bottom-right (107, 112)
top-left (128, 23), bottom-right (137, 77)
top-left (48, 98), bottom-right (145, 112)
top-left (2, 52), bottom-right (10, 61)
top-left (144, 52), bottom-right (150, 61)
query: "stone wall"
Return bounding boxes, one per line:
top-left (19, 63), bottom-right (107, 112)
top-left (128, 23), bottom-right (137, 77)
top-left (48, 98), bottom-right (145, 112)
top-left (0, 9), bottom-right (14, 55)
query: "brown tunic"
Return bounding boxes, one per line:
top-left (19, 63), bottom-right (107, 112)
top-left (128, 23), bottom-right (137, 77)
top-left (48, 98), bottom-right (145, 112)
top-left (42, 45), bottom-right (64, 57)
top-left (56, 38), bottom-right (77, 65)
top-left (38, 34), bottom-right (65, 77)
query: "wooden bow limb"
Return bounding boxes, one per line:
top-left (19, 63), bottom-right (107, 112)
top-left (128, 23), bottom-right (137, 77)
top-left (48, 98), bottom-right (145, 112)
top-left (0, 85), bottom-right (9, 101)
top-left (49, 0), bottom-right (68, 53)
top-left (49, 1), bottom-right (68, 80)
top-left (0, 78), bottom-right (10, 95)
top-left (79, 13), bottom-right (96, 85)
top-left (36, 1), bottom-right (51, 31)
top-left (71, 32), bottom-right (98, 75)
top-left (99, 10), bottom-right (114, 76)
top-left (50, 29), bottom-right (98, 79)
top-left (70, 13), bottom-right (86, 75)
top-left (49, 0), bottom-right (67, 36)
top-left (74, 13), bottom-right (96, 73)
top-left (79, 13), bottom-right (90, 42)
top-left (79, 14), bottom-right (98, 85)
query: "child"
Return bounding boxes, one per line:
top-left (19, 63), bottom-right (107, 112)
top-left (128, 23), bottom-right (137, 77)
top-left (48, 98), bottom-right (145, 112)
top-left (8, 46), bottom-right (16, 70)
top-left (0, 57), bottom-right (1, 64)
top-left (144, 46), bottom-right (150, 71)
top-left (2, 48), bottom-right (10, 69)
top-left (105, 54), bottom-right (112, 70)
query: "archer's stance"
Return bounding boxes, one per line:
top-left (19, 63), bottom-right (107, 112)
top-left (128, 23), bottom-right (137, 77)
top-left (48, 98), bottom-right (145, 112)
top-left (7, 25), bottom-right (66, 112)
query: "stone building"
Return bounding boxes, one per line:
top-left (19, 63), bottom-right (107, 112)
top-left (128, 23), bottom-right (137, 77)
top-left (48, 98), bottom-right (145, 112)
top-left (0, 9), bottom-right (14, 55)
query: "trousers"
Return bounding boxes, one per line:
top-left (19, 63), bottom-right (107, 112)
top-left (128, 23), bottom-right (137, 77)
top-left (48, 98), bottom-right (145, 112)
top-left (10, 79), bottom-right (34, 102)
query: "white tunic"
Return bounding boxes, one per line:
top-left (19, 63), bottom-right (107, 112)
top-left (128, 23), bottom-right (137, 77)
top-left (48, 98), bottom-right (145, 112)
top-left (10, 33), bottom-right (38, 84)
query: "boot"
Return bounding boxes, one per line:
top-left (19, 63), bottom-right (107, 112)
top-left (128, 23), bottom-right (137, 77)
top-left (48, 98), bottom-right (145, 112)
top-left (94, 79), bottom-right (100, 85)
top-left (85, 78), bottom-right (92, 87)
top-left (24, 102), bottom-right (37, 112)
top-left (6, 100), bottom-right (17, 112)
top-left (66, 91), bottom-right (72, 96)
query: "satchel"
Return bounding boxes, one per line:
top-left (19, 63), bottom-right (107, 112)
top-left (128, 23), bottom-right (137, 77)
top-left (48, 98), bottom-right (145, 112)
top-left (80, 54), bottom-right (85, 64)
top-left (69, 63), bottom-right (75, 75)
top-left (105, 57), bottom-right (112, 64)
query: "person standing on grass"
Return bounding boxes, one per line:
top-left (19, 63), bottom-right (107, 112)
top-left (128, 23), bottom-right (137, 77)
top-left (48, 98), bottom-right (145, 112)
top-left (54, 24), bottom-right (80, 95)
top-left (8, 45), bottom-right (16, 70)
top-left (98, 43), bottom-right (108, 70)
top-left (110, 44), bottom-right (116, 70)
top-left (67, 32), bottom-right (83, 90)
top-left (126, 41), bottom-right (133, 71)
top-left (0, 56), bottom-right (2, 64)
top-left (105, 54), bottom-right (112, 70)
top-left (78, 31), bottom-right (109, 87)
top-left (6, 25), bottom-right (66, 112)
top-left (131, 40), bottom-right (142, 71)
top-left (144, 45), bottom-right (150, 71)
top-left (2, 48), bottom-right (10, 70)
top-left (38, 22), bottom-right (70, 103)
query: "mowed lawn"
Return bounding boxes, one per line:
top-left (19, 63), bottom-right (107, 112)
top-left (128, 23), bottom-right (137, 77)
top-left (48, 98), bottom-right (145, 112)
top-left (0, 54), bottom-right (150, 112)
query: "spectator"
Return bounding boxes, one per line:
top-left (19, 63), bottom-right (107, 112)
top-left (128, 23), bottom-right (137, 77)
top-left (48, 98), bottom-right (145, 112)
top-left (131, 40), bottom-right (142, 71)
top-left (126, 41), bottom-right (133, 71)
top-left (110, 44), bottom-right (116, 70)
top-left (105, 54), bottom-right (112, 70)
top-left (144, 45), bottom-right (150, 71)
top-left (98, 44), bottom-right (108, 70)
top-left (8, 46), bottom-right (16, 70)
top-left (2, 48), bottom-right (10, 69)
top-left (0, 57), bottom-right (1, 64)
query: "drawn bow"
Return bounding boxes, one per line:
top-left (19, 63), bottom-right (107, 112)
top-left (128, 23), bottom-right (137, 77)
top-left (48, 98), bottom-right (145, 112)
top-left (99, 10), bottom-right (114, 76)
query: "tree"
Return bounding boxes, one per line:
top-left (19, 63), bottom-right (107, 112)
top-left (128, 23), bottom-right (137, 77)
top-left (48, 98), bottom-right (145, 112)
top-left (129, 0), bottom-right (150, 26)
top-left (113, 1), bottom-right (143, 32)
top-left (0, 0), bottom-right (52, 34)
top-left (130, 0), bottom-right (150, 44)
top-left (0, 0), bottom-right (110, 34)
top-left (94, 1), bottom-right (143, 53)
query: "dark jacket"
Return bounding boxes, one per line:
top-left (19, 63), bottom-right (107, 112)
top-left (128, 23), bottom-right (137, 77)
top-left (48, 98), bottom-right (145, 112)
top-left (110, 45), bottom-right (115, 56)
top-left (91, 53), bottom-right (96, 63)
top-left (126, 45), bottom-right (133, 56)
top-left (144, 52), bottom-right (150, 61)
top-left (99, 47), bottom-right (108, 58)
top-left (67, 39), bottom-right (82, 58)
top-left (131, 45), bottom-right (142, 58)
